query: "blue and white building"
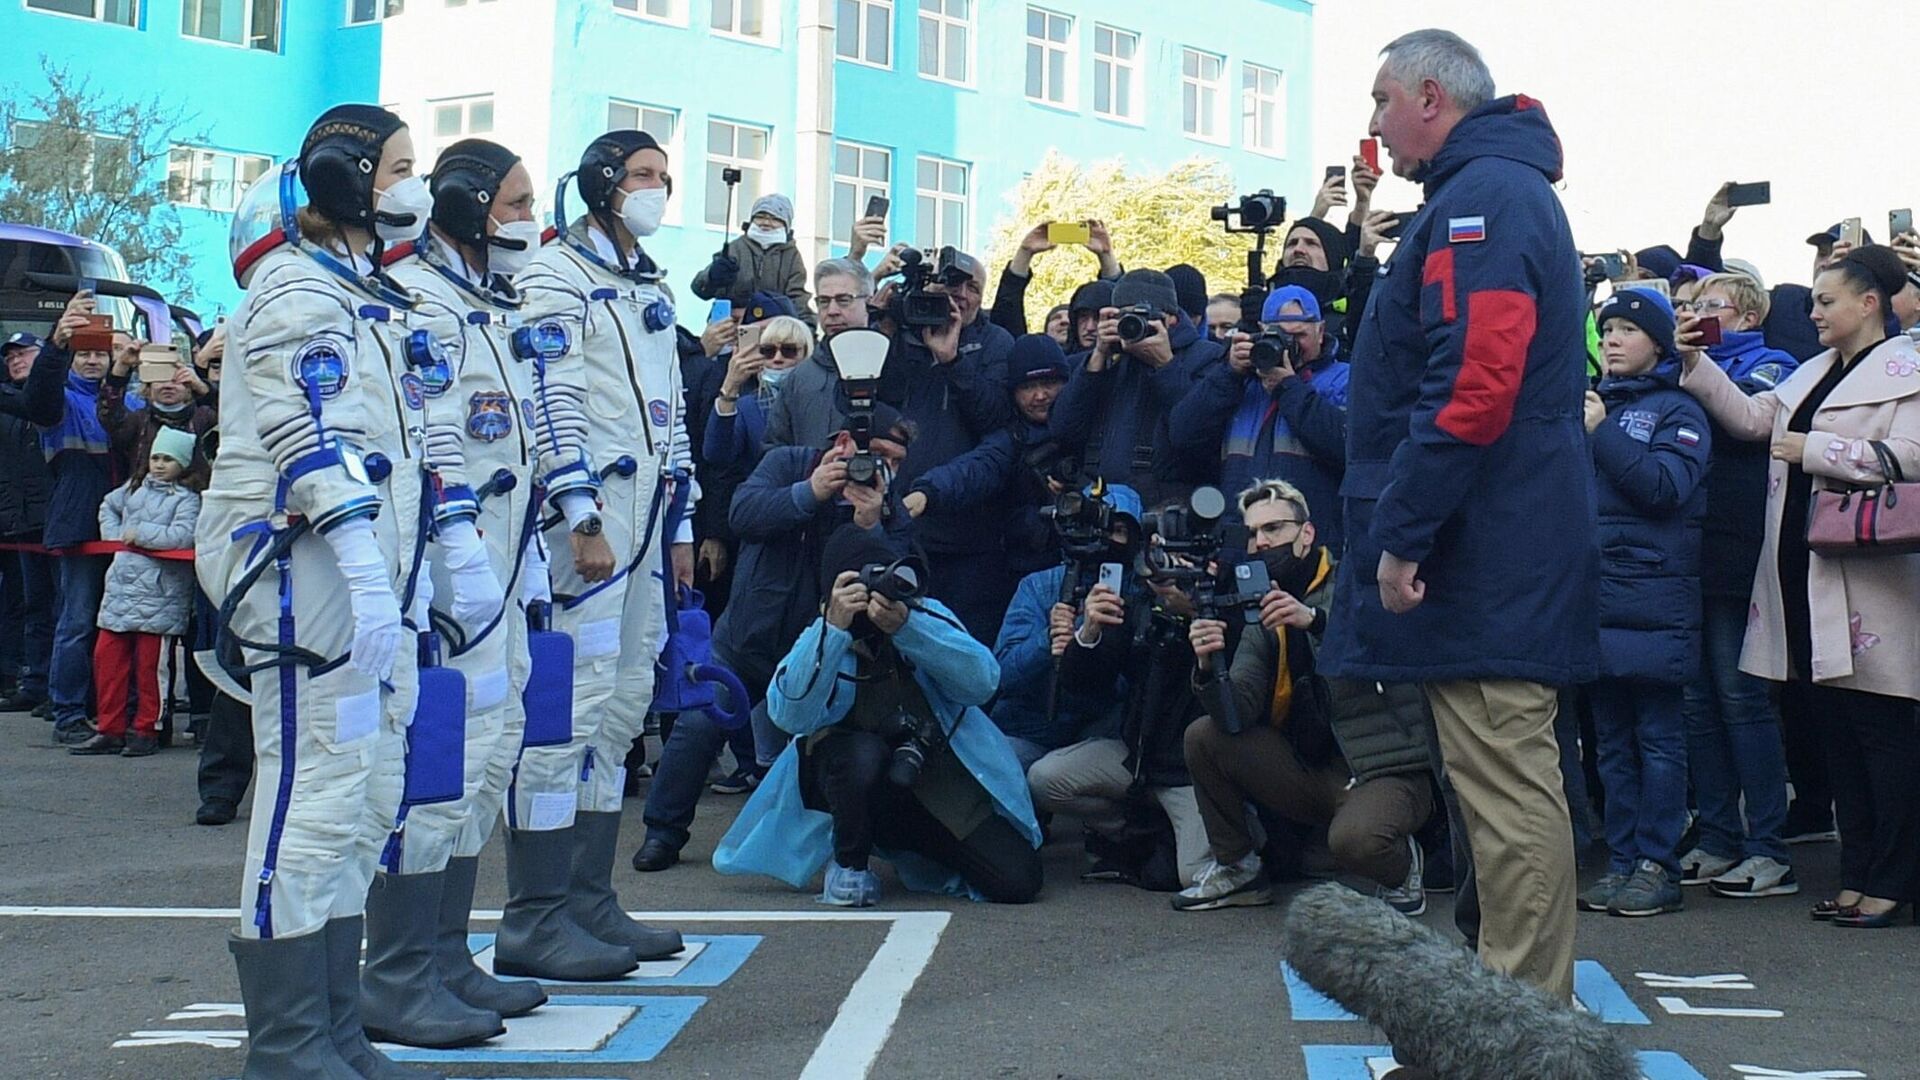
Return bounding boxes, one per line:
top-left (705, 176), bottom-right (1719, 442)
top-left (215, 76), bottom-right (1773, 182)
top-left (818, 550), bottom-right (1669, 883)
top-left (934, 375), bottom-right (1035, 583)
top-left (8, 0), bottom-right (1313, 312)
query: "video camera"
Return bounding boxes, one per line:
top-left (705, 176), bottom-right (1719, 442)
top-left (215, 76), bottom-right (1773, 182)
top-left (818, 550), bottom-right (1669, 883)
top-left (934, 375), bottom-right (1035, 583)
top-left (830, 328), bottom-right (893, 487)
top-left (1211, 190), bottom-right (1290, 336)
top-left (1137, 486), bottom-right (1270, 733)
top-left (891, 246), bottom-right (971, 329)
top-left (1022, 440), bottom-right (1081, 491)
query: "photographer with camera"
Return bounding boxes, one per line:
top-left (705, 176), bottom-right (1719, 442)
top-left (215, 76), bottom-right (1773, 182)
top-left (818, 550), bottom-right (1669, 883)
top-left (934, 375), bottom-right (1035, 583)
top-left (1177, 481), bottom-right (1433, 912)
top-left (990, 483), bottom-right (1144, 771)
top-left (713, 524), bottom-right (1044, 906)
top-left (1171, 285), bottom-right (1351, 554)
top-left (635, 404), bottom-right (915, 873)
top-left (764, 259), bottom-right (874, 454)
top-left (1050, 269), bottom-right (1225, 506)
top-left (989, 220), bottom-right (1121, 340)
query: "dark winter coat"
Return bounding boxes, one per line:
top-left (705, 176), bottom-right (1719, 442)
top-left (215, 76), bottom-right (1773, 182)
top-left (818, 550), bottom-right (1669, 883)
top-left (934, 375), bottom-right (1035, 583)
top-left (1320, 95), bottom-right (1601, 686)
top-left (885, 318), bottom-right (1015, 555)
top-left (692, 233), bottom-right (815, 326)
top-left (17, 344), bottom-right (118, 550)
top-left (0, 346), bottom-right (63, 538)
top-left (1590, 361), bottom-right (1711, 685)
top-left (98, 374), bottom-right (216, 477)
top-left (1697, 331), bottom-right (1799, 600)
top-left (990, 564), bottom-right (1127, 751)
top-left (1049, 319), bottom-right (1224, 506)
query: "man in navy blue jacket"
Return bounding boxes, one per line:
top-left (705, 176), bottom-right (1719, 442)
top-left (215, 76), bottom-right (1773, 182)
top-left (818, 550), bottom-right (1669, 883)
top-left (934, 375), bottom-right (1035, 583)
top-left (1049, 269), bottom-right (1224, 506)
top-left (1319, 30), bottom-right (1597, 1002)
top-left (1168, 286), bottom-right (1350, 554)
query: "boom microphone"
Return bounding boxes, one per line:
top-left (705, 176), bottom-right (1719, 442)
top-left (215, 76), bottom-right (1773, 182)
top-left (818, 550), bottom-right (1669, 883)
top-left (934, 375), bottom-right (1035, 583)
top-left (1282, 884), bottom-right (1635, 1080)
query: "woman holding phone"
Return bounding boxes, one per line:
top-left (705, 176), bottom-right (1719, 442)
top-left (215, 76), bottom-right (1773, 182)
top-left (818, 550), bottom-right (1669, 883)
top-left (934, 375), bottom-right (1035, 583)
top-left (1677, 245), bottom-right (1920, 930)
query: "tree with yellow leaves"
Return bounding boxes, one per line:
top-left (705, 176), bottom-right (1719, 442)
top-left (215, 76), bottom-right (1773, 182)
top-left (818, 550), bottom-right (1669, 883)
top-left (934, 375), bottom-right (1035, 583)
top-left (983, 150), bottom-right (1262, 330)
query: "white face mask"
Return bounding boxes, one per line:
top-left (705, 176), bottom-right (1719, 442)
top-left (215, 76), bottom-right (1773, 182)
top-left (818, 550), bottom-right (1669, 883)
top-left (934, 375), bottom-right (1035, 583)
top-left (487, 219), bottom-right (543, 276)
top-left (748, 224), bottom-right (788, 248)
top-left (618, 186), bottom-right (669, 238)
top-left (373, 175), bottom-right (433, 243)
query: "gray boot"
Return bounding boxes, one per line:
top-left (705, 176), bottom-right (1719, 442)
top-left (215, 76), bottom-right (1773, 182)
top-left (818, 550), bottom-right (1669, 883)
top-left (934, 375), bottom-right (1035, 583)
top-left (567, 810), bottom-right (685, 960)
top-left (324, 916), bottom-right (444, 1080)
top-left (359, 871), bottom-right (505, 1049)
top-left (228, 929), bottom-right (362, 1080)
top-left (437, 855), bottom-right (547, 1017)
top-left (494, 825), bottom-right (641, 981)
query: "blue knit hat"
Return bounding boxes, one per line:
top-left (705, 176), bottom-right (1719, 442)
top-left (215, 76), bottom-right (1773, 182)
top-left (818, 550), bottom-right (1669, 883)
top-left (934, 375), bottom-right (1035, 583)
top-left (1008, 333), bottom-right (1068, 387)
top-left (1598, 287), bottom-right (1677, 358)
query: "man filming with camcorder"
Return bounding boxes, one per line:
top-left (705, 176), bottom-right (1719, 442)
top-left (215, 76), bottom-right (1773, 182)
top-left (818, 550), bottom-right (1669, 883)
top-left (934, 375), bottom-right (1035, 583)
top-left (1050, 269), bottom-right (1224, 506)
top-left (1176, 481), bottom-right (1434, 913)
top-left (1172, 285), bottom-right (1351, 554)
top-left (712, 524), bottom-right (1044, 907)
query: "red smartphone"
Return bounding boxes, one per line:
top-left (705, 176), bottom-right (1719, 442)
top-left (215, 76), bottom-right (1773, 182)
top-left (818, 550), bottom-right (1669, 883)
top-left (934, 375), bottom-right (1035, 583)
top-left (1359, 138), bottom-right (1380, 173)
top-left (1693, 318), bottom-right (1723, 347)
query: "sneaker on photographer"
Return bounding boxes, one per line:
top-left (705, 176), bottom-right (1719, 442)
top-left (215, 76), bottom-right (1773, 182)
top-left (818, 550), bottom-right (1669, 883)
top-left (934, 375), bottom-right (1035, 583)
top-left (819, 862), bottom-right (881, 908)
top-left (1171, 853), bottom-right (1272, 912)
top-left (1375, 838), bottom-right (1426, 916)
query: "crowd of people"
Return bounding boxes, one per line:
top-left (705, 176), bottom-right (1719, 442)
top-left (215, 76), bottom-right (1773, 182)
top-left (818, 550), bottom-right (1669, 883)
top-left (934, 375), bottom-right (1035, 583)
top-left (3, 24), bottom-right (1919, 1080)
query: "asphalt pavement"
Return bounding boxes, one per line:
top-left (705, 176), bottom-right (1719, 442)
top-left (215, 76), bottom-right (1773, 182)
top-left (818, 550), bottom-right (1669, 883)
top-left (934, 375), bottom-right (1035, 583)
top-left (2, 706), bottom-right (1914, 1080)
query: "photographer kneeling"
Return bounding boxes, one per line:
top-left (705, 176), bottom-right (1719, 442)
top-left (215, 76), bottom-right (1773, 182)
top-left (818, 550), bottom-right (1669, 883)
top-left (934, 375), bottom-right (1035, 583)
top-left (1176, 481), bottom-right (1434, 912)
top-left (713, 526), bottom-right (1044, 906)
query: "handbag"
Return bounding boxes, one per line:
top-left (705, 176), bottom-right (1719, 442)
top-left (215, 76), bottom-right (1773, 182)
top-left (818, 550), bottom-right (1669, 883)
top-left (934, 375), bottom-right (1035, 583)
top-left (1806, 440), bottom-right (1920, 557)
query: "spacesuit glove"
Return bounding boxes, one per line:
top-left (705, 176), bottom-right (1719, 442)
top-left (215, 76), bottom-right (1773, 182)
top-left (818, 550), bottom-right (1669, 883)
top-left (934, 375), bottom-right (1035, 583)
top-left (439, 519), bottom-right (506, 634)
top-left (324, 517), bottom-right (403, 682)
top-left (521, 531), bottom-right (554, 607)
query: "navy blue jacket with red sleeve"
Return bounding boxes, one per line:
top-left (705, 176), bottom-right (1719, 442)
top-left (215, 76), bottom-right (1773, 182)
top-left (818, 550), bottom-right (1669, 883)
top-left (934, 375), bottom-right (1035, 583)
top-left (1320, 95), bottom-right (1600, 686)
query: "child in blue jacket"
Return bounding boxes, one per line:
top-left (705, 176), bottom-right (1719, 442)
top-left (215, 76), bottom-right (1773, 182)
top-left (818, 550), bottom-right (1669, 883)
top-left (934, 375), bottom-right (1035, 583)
top-left (1578, 288), bottom-right (1711, 919)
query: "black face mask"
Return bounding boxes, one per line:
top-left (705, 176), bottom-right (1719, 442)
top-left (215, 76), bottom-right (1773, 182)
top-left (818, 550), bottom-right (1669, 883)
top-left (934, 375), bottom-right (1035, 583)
top-left (1270, 266), bottom-right (1344, 307)
top-left (1259, 543), bottom-right (1314, 596)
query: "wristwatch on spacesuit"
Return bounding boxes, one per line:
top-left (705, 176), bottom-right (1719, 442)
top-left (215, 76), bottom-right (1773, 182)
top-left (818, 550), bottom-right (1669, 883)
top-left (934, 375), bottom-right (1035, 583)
top-left (571, 513), bottom-right (604, 537)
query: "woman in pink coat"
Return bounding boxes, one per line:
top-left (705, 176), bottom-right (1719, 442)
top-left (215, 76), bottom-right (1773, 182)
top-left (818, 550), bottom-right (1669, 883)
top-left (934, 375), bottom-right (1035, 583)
top-left (1679, 246), bottom-right (1920, 930)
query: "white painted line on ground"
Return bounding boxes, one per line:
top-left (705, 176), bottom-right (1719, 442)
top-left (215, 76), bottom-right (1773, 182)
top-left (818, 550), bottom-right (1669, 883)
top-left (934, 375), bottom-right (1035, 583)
top-left (1655, 996), bottom-right (1784, 1019)
top-left (798, 911), bottom-right (950, 1080)
top-left (1731, 1068), bottom-right (1865, 1079)
top-left (166, 1003), bottom-right (244, 1020)
top-left (1635, 971), bottom-right (1756, 990)
top-left (111, 1031), bottom-right (246, 1049)
top-left (0, 906), bottom-right (920, 922)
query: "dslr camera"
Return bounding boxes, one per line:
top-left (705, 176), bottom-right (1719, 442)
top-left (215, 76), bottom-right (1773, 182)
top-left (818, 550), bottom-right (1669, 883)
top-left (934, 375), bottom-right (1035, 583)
top-left (879, 706), bottom-right (949, 788)
top-left (892, 246), bottom-right (971, 329)
top-left (1211, 189), bottom-right (1286, 232)
top-left (858, 555), bottom-right (927, 604)
top-left (1115, 304), bottom-right (1160, 344)
top-left (1248, 328), bottom-right (1298, 374)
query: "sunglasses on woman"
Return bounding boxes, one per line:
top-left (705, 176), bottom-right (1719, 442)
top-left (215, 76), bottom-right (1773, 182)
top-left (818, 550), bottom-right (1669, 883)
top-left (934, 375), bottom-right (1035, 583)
top-left (757, 344), bottom-right (801, 359)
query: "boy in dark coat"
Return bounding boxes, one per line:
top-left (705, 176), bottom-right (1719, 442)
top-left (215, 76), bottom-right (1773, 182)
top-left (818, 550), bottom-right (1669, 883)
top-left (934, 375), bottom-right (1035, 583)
top-left (1577, 288), bottom-right (1710, 919)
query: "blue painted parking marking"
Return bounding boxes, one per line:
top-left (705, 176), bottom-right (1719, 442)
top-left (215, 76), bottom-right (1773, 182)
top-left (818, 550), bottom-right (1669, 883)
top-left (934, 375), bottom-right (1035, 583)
top-left (1282, 959), bottom-right (1649, 1025)
top-left (466, 932), bottom-right (761, 987)
top-left (384, 995), bottom-right (704, 1065)
top-left (1302, 1045), bottom-right (1707, 1079)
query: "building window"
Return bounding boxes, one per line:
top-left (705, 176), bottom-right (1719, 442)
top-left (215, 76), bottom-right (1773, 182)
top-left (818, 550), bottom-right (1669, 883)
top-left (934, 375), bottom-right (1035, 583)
top-left (428, 95), bottom-right (494, 164)
top-left (182, 0), bottom-right (282, 50)
top-left (12, 122), bottom-right (134, 195)
top-left (167, 146), bottom-right (273, 212)
top-left (916, 0), bottom-right (969, 85)
top-left (832, 141), bottom-right (890, 246)
top-left (835, 0), bottom-right (890, 67)
top-left (914, 155), bottom-right (967, 251)
top-left (347, 0), bottom-right (404, 23)
top-left (1093, 24), bottom-right (1138, 122)
top-left (1181, 48), bottom-right (1225, 142)
top-left (1242, 63), bottom-right (1286, 156)
top-left (1024, 7), bottom-right (1072, 107)
top-left (705, 119), bottom-right (770, 229)
top-left (25, 0), bottom-right (137, 25)
top-left (613, 0), bottom-right (677, 21)
top-left (710, 0), bottom-right (770, 40)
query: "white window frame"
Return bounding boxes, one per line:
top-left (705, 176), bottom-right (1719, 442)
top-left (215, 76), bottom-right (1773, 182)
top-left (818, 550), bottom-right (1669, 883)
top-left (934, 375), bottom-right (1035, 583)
top-left (1180, 47), bottom-right (1226, 145)
top-left (831, 140), bottom-right (891, 248)
top-left (345, 0), bottom-right (403, 24)
top-left (1024, 6), bottom-right (1074, 110)
top-left (166, 145), bottom-right (273, 212)
top-left (1092, 23), bottom-right (1139, 124)
top-left (23, 0), bottom-right (138, 26)
top-left (834, 0), bottom-right (891, 69)
top-left (914, 154), bottom-right (968, 252)
top-left (426, 94), bottom-right (495, 166)
top-left (607, 99), bottom-right (683, 226)
top-left (611, 0), bottom-right (681, 25)
top-left (916, 0), bottom-right (971, 88)
top-left (709, 0), bottom-right (775, 44)
top-left (1241, 62), bottom-right (1286, 157)
top-left (181, 0), bottom-right (283, 51)
top-left (704, 118), bottom-right (773, 231)
top-left (12, 121), bottom-right (133, 196)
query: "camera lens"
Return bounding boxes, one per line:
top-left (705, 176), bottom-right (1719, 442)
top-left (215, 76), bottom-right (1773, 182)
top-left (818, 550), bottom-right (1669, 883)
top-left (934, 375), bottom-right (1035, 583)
top-left (846, 452), bottom-right (877, 485)
top-left (887, 742), bottom-right (925, 788)
top-left (1117, 312), bottom-right (1148, 342)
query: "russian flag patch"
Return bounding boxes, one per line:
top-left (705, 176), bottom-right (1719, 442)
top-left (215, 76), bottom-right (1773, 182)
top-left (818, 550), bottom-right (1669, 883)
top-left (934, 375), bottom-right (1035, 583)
top-left (1676, 427), bottom-right (1701, 446)
top-left (1447, 216), bottom-right (1486, 244)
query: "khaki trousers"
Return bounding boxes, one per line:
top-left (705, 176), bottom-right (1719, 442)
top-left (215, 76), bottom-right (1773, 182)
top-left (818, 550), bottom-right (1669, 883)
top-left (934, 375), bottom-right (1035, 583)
top-left (1424, 679), bottom-right (1577, 1003)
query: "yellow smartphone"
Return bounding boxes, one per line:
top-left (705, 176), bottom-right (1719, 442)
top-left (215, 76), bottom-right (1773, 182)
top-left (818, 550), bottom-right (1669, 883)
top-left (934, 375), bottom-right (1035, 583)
top-left (1046, 221), bottom-right (1091, 246)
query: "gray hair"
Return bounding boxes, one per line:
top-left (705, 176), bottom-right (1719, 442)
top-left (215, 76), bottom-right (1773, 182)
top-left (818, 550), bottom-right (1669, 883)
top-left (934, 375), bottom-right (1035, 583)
top-left (1379, 29), bottom-right (1495, 114)
top-left (814, 257), bottom-right (873, 297)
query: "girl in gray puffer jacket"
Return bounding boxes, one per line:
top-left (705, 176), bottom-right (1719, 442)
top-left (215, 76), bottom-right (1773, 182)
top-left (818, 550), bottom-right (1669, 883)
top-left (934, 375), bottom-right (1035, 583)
top-left (70, 426), bottom-right (202, 758)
